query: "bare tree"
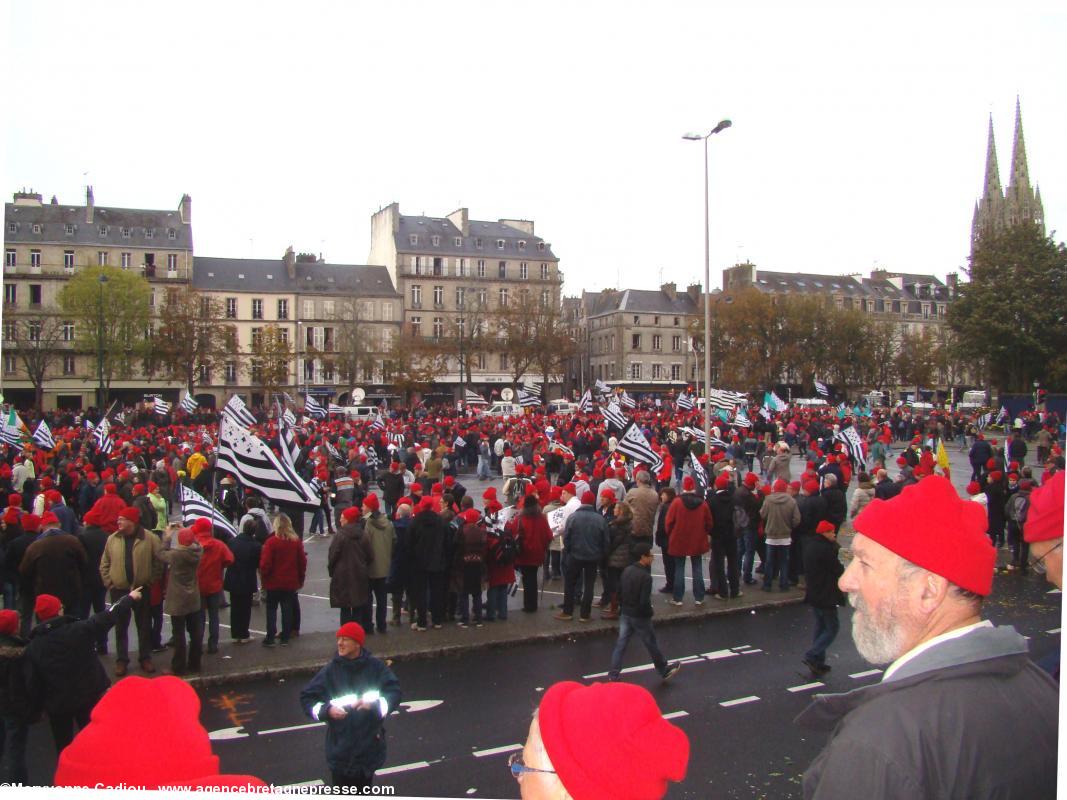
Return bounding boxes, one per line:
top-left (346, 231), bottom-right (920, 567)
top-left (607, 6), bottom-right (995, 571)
top-left (9, 314), bottom-right (66, 408)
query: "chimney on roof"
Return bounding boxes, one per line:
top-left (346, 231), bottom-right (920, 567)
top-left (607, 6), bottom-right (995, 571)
top-left (85, 185), bottom-right (94, 224)
top-left (50, 195), bottom-right (57, 205)
top-left (446, 208), bottom-right (469, 237)
top-left (499, 218), bottom-right (534, 235)
top-left (722, 262), bottom-right (755, 291)
top-left (12, 190), bottom-right (43, 206)
top-left (179, 193), bottom-right (192, 225)
top-left (686, 284), bottom-right (702, 304)
top-left (870, 268), bottom-right (888, 281)
top-left (284, 246), bottom-right (296, 280)
top-left (946, 272), bottom-right (959, 296)
top-left (661, 282), bottom-right (677, 301)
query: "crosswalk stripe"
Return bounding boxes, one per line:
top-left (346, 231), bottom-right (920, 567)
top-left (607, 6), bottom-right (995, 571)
top-left (719, 696), bottom-right (760, 707)
top-left (849, 669), bottom-right (883, 679)
top-left (472, 744), bottom-right (522, 758)
top-left (787, 682), bottom-right (824, 693)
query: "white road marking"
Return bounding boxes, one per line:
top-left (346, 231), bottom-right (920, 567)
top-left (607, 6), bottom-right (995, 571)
top-left (702, 649), bottom-right (740, 661)
top-left (400, 700), bottom-right (444, 713)
top-left (259, 721), bottom-right (324, 735)
top-left (218, 623), bottom-right (268, 636)
top-left (719, 695), bottom-right (760, 707)
top-left (849, 669), bottom-right (883, 679)
top-left (662, 711), bottom-right (689, 720)
top-left (1047, 628), bottom-right (1061, 635)
top-left (739, 648), bottom-right (762, 654)
top-left (730, 644), bottom-right (751, 650)
top-left (378, 761), bottom-right (432, 775)
top-left (787, 682), bottom-right (824, 693)
top-left (472, 743), bottom-right (522, 758)
top-left (207, 727), bottom-right (249, 741)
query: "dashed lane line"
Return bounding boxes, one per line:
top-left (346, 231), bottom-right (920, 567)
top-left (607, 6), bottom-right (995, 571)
top-left (662, 711), bottom-right (689, 720)
top-left (849, 669), bottom-right (883, 679)
top-left (787, 682), bottom-right (825, 693)
top-left (719, 696), bottom-right (760, 707)
top-left (472, 744), bottom-right (522, 758)
top-left (582, 644), bottom-right (757, 679)
top-left (259, 721), bottom-right (324, 735)
top-left (1047, 628), bottom-right (1061, 634)
top-left (378, 761), bottom-right (433, 776)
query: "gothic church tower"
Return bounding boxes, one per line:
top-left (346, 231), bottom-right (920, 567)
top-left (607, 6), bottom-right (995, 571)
top-left (971, 98), bottom-right (1044, 256)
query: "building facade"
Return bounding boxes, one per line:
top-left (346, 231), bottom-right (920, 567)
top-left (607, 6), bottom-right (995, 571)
top-left (971, 98), bottom-right (1044, 254)
top-left (368, 203), bottom-right (563, 400)
top-left (2, 188), bottom-right (193, 409)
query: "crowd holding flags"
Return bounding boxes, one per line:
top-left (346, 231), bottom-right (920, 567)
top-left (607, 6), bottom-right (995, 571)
top-left (465, 388), bottom-right (488, 405)
top-left (814, 379), bottom-right (830, 397)
top-left (93, 415), bottom-right (113, 455)
top-left (178, 484), bottom-right (238, 538)
top-left (303, 394), bottom-right (327, 420)
top-left (602, 401), bottom-right (628, 431)
top-left (833, 426), bottom-right (867, 470)
top-left (221, 394), bottom-right (257, 428)
top-left (180, 393), bottom-right (198, 414)
top-left (217, 414), bottom-right (318, 508)
top-left (576, 389), bottom-right (592, 414)
top-left (31, 419), bottom-right (55, 450)
top-left (615, 420), bottom-right (663, 472)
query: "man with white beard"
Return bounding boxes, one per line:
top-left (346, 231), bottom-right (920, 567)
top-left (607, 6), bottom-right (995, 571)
top-left (796, 475), bottom-right (1058, 799)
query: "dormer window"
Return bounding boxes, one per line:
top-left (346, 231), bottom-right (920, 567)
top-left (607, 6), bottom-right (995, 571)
top-left (409, 234), bottom-right (418, 246)
top-left (168, 228), bottom-right (176, 240)
top-left (145, 228), bottom-right (154, 239)
top-left (65, 224), bottom-right (74, 235)
top-left (518, 240), bottom-right (526, 251)
top-left (538, 242), bottom-right (546, 252)
top-left (496, 239), bottom-right (505, 250)
top-left (6, 223), bottom-right (16, 234)
top-left (431, 235), bottom-right (440, 246)
top-left (99, 225), bottom-right (108, 236)
top-left (31, 224), bottom-right (41, 235)
top-left (454, 237), bottom-right (462, 247)
top-left (475, 238), bottom-right (483, 248)
top-left (121, 227), bottom-right (131, 238)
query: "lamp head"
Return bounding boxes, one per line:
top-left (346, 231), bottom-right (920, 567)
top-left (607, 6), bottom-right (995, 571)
top-left (711, 119), bottom-right (732, 134)
top-left (682, 133), bottom-right (704, 141)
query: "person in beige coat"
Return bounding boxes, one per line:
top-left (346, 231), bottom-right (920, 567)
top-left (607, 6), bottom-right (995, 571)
top-left (624, 470), bottom-right (660, 543)
top-left (848, 473), bottom-right (876, 520)
top-left (160, 525), bottom-right (203, 675)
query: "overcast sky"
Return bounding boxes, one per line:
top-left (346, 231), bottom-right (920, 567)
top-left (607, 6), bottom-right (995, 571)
top-left (6, 1), bottom-right (1064, 294)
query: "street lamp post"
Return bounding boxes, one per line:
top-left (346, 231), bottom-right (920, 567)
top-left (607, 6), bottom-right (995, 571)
top-left (684, 120), bottom-right (732, 450)
top-left (96, 273), bottom-right (108, 409)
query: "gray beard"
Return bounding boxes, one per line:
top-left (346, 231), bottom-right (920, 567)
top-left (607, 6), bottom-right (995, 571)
top-left (849, 592), bottom-right (907, 665)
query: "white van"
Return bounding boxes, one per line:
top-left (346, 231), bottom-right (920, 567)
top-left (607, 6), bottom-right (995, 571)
top-left (794, 398), bottom-right (829, 407)
top-left (343, 406), bottom-right (380, 421)
top-left (956, 390), bottom-right (987, 410)
top-left (483, 402), bottom-right (523, 417)
top-left (548, 400), bottom-right (578, 415)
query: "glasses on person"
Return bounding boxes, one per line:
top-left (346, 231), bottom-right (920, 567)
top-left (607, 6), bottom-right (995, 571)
top-left (1028, 542), bottom-right (1062, 575)
top-left (508, 751), bottom-right (556, 780)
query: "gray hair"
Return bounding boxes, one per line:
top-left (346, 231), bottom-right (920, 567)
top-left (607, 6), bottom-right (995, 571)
top-left (823, 473), bottom-right (837, 487)
top-left (635, 470), bottom-right (650, 485)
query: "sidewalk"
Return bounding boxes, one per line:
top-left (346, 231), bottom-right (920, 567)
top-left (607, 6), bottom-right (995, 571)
top-left (116, 586), bottom-right (805, 689)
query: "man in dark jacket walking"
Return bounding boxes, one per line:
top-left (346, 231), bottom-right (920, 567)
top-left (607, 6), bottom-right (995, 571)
top-left (555, 492), bottom-right (609, 622)
top-left (797, 476), bottom-right (1057, 798)
top-left (19, 513), bottom-right (87, 621)
top-left (24, 588), bottom-right (142, 758)
top-left (608, 543), bottom-right (681, 682)
top-left (300, 623), bottom-right (402, 789)
top-left (801, 521), bottom-right (844, 677)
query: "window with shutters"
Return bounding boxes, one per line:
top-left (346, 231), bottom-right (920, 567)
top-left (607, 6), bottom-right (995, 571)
top-left (29, 250), bottom-right (41, 269)
top-left (277, 299), bottom-right (288, 319)
top-left (98, 251), bottom-right (109, 267)
top-left (433, 286), bottom-right (444, 306)
top-left (652, 335), bottom-right (662, 351)
top-left (672, 335), bottom-right (681, 351)
top-left (252, 299), bottom-right (263, 320)
top-left (671, 364), bottom-right (682, 381)
top-left (225, 298), bottom-right (237, 318)
top-left (631, 362), bottom-right (642, 380)
top-left (477, 260), bottom-right (486, 278)
top-left (652, 363), bottom-right (662, 379)
top-left (411, 285), bottom-right (422, 307)
top-left (167, 253), bottom-right (178, 271)
top-left (520, 262), bottom-right (528, 280)
top-left (64, 251), bottom-right (75, 272)
top-left (63, 355), bottom-right (76, 375)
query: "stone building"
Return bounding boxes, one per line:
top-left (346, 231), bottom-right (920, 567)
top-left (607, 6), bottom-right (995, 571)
top-left (368, 203), bottom-right (563, 400)
top-left (2, 187), bottom-right (192, 409)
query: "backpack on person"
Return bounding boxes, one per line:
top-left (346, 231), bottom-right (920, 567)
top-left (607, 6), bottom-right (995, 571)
top-left (492, 520), bottom-right (520, 566)
top-left (1007, 493), bottom-right (1030, 525)
top-left (732, 504), bottom-right (750, 534)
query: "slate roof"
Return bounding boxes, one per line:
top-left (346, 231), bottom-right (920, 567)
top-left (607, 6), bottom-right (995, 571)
top-left (5, 202), bottom-right (193, 250)
top-left (193, 257), bottom-right (399, 296)
top-left (582, 288), bottom-right (699, 317)
top-left (396, 215), bottom-right (557, 260)
top-left (752, 270), bottom-right (867, 297)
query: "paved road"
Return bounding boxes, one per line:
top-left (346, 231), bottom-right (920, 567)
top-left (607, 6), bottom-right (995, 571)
top-left (25, 570), bottom-right (1061, 795)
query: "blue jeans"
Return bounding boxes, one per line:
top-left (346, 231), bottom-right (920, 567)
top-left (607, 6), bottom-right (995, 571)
top-left (459, 590), bottom-right (483, 623)
top-left (200, 591), bottom-right (223, 650)
top-left (805, 606), bottom-right (840, 665)
top-left (673, 555), bottom-right (706, 602)
top-left (763, 544), bottom-right (791, 589)
top-left (609, 615), bottom-right (668, 679)
top-left (477, 456), bottom-right (490, 480)
top-left (265, 589), bottom-right (296, 643)
top-left (0, 715), bottom-right (29, 784)
top-left (738, 527), bottom-right (761, 582)
top-left (486, 585), bottom-right (508, 620)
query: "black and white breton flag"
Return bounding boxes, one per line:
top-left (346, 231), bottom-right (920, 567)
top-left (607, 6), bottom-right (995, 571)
top-left (619, 391), bottom-right (637, 409)
top-left (94, 416), bottom-right (113, 455)
top-left (364, 446), bottom-right (380, 470)
top-left (616, 421), bottom-right (663, 472)
top-left (303, 394), bottom-right (327, 420)
top-left (217, 415), bottom-right (318, 507)
top-left (283, 407), bottom-right (297, 427)
top-left (594, 379), bottom-right (611, 396)
top-left (328, 403), bottom-right (344, 415)
top-left (996, 406), bottom-right (1010, 425)
top-left (180, 393), bottom-right (198, 414)
top-left (976, 411), bottom-right (993, 431)
top-left (732, 409), bottom-right (752, 428)
top-left (814, 379), bottom-right (829, 397)
top-left (112, 410), bottom-right (126, 426)
top-left (153, 397), bottom-right (171, 415)
top-left (688, 451), bottom-right (708, 493)
top-left (179, 484), bottom-right (238, 538)
top-left (369, 414), bottom-right (386, 433)
top-left (524, 381), bottom-right (543, 397)
top-left (389, 432), bottom-right (406, 448)
top-left (550, 441), bottom-right (575, 459)
top-left (576, 389), bottom-right (592, 413)
top-left (834, 426), bottom-right (867, 470)
top-left (682, 426), bottom-right (729, 449)
top-left (758, 406), bottom-right (771, 421)
top-left (222, 395), bottom-right (257, 428)
top-left (276, 400), bottom-right (302, 467)
top-left (325, 441), bottom-right (342, 462)
top-left (707, 389), bottom-right (740, 410)
top-left (32, 420), bottom-right (55, 450)
top-left (518, 389), bottom-right (541, 408)
top-left (677, 392), bottom-right (694, 411)
top-left (453, 435), bottom-right (467, 449)
top-left (278, 391), bottom-right (294, 406)
top-left (602, 402), bottom-right (628, 431)
top-left (465, 389), bottom-right (488, 405)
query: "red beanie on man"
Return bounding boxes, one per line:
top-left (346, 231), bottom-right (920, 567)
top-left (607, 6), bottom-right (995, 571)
top-left (34, 594), bottom-right (62, 621)
top-left (336, 622), bottom-right (366, 645)
top-left (1024, 470), bottom-right (1064, 544)
top-left (682, 476), bottom-right (696, 492)
top-left (0, 609), bottom-right (17, 636)
top-left (853, 475), bottom-right (995, 595)
top-left (362, 493), bottom-right (380, 512)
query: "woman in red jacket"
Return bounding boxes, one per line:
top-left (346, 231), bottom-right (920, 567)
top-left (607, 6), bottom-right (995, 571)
top-left (664, 476), bottom-right (713, 605)
top-left (510, 495), bottom-right (554, 613)
top-left (258, 514), bottom-right (306, 647)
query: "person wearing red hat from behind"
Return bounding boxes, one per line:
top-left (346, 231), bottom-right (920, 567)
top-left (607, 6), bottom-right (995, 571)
top-left (511, 680), bottom-right (688, 800)
top-left (1023, 470), bottom-right (1065, 680)
top-left (18, 510), bottom-right (87, 627)
top-left (24, 587), bottom-right (143, 761)
top-left (299, 622), bottom-right (402, 789)
top-left (0, 607), bottom-right (34, 784)
top-left (329, 506), bottom-right (374, 628)
top-left (797, 476), bottom-right (1058, 798)
top-left (99, 507), bottom-right (164, 676)
top-left (664, 475), bottom-right (712, 606)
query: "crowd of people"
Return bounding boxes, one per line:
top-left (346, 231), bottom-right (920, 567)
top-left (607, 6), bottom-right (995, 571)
top-left (0, 393), bottom-right (1063, 792)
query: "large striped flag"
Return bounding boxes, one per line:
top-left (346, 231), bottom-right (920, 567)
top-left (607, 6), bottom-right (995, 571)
top-left (518, 388), bottom-right (541, 408)
top-left (303, 394), bottom-right (327, 420)
top-left (153, 397), bottom-right (171, 415)
top-left (616, 421), bottom-right (663, 472)
top-left (276, 399), bottom-right (302, 467)
top-left (222, 394), bottom-right (257, 428)
top-left (763, 391), bottom-right (784, 412)
top-left (178, 484), bottom-right (239, 538)
top-left (688, 451), bottom-right (708, 493)
top-left (732, 409), bottom-right (752, 429)
top-left (602, 402), bottom-right (628, 431)
top-left (594, 379), bottom-right (611, 396)
top-left (814, 379), bottom-right (829, 398)
top-left (550, 441), bottom-right (575, 459)
top-left (975, 411), bottom-right (993, 431)
top-left (180, 393), bottom-right (198, 414)
top-left (707, 389), bottom-right (743, 410)
top-left (32, 420), bottom-right (55, 450)
top-left (523, 381), bottom-right (543, 398)
top-left (619, 391), bottom-right (637, 410)
top-left (576, 389), bottom-right (592, 414)
top-left (995, 406), bottom-right (1010, 426)
top-left (677, 392), bottom-right (695, 411)
top-left (94, 415), bottom-right (113, 455)
top-left (465, 389), bottom-right (488, 405)
top-left (328, 403), bottom-right (344, 415)
top-left (1, 410), bottom-right (26, 448)
top-left (283, 407), bottom-right (297, 427)
top-left (369, 414), bottom-right (386, 433)
top-left (833, 426), bottom-right (867, 470)
top-left (216, 415), bottom-right (318, 508)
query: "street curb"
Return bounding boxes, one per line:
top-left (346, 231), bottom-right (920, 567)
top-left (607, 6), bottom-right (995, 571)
top-left (184, 593), bottom-right (805, 689)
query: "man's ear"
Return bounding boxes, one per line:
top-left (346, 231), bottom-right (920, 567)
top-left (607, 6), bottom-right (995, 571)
top-left (916, 570), bottom-right (950, 614)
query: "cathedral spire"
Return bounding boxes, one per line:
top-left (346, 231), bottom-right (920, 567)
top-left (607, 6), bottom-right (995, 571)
top-left (982, 114), bottom-right (1003, 201)
top-left (1008, 96), bottom-right (1032, 194)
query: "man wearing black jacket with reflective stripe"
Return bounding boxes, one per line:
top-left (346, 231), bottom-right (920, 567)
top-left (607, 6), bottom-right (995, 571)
top-left (608, 542), bottom-right (680, 683)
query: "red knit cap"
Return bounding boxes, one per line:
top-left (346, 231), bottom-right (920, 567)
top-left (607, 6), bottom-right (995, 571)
top-left (600, 489), bottom-right (616, 505)
top-left (483, 486), bottom-right (498, 500)
top-left (2, 508), bottom-right (20, 526)
top-left (34, 594), bottom-right (62, 620)
top-left (562, 483), bottom-right (577, 496)
top-left (0, 609), bottom-right (17, 636)
top-left (1024, 470), bottom-right (1064, 544)
top-left (396, 497), bottom-right (413, 508)
top-left (40, 511), bottom-right (60, 528)
top-left (54, 676), bottom-right (266, 789)
top-left (336, 622), bottom-right (365, 645)
top-left (45, 489), bottom-right (62, 505)
top-left (549, 485), bottom-right (563, 501)
top-left (966, 481), bottom-right (982, 496)
top-left (362, 493), bottom-right (380, 512)
top-left (682, 475), bottom-right (696, 492)
top-left (803, 480), bottom-right (820, 495)
top-left (853, 475), bottom-right (995, 595)
top-left (177, 528), bottom-right (196, 547)
top-left (192, 517), bottom-right (213, 536)
top-left (772, 479), bottom-right (788, 493)
top-left (118, 507), bottom-right (140, 524)
top-left (744, 473), bottom-right (758, 488)
top-left (341, 506), bottom-right (361, 522)
top-left (816, 521), bottom-right (835, 534)
top-left (460, 508), bottom-right (481, 525)
top-left (444, 476), bottom-right (455, 487)
top-left (21, 514), bottom-right (40, 533)
top-left (537, 681), bottom-right (689, 800)
top-left (714, 473), bottom-right (730, 490)
top-left (581, 491), bottom-right (596, 506)
top-left (6, 494), bottom-right (20, 508)
top-left (410, 483), bottom-right (423, 495)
